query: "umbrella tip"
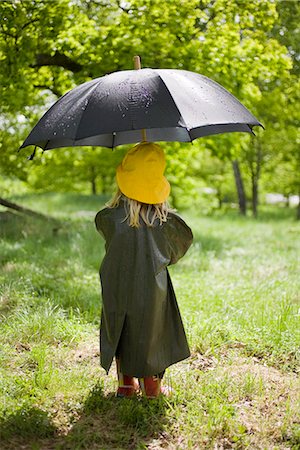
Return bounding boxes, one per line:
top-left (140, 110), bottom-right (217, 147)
top-left (133, 55), bottom-right (141, 70)
top-left (27, 146), bottom-right (37, 160)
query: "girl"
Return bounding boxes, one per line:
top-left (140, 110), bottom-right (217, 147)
top-left (95, 141), bottom-right (193, 398)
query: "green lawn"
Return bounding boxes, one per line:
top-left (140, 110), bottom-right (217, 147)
top-left (0, 193), bottom-right (299, 449)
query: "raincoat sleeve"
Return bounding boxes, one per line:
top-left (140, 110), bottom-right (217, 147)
top-left (164, 213), bottom-right (193, 265)
top-left (94, 209), bottom-right (108, 240)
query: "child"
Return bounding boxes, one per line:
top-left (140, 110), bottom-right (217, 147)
top-left (95, 141), bottom-right (193, 398)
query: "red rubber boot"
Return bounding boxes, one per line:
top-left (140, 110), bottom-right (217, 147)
top-left (116, 359), bottom-right (139, 398)
top-left (139, 376), bottom-right (162, 398)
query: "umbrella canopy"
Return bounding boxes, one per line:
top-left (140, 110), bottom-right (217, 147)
top-left (20, 68), bottom-right (262, 151)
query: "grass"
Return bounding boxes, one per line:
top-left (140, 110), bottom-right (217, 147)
top-left (0, 193), bottom-right (299, 449)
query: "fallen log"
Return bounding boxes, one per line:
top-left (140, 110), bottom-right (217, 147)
top-left (0, 196), bottom-right (52, 220)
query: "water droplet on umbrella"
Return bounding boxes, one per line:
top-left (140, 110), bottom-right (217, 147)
top-left (53, 131), bottom-right (57, 135)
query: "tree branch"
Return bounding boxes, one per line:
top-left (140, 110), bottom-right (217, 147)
top-left (21, 18), bottom-right (39, 31)
top-left (116, 0), bottom-right (130, 13)
top-left (32, 52), bottom-right (83, 73)
top-left (33, 84), bottom-right (63, 97)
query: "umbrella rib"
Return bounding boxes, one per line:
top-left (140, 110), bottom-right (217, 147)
top-left (112, 132), bottom-right (116, 149)
top-left (155, 71), bottom-right (190, 135)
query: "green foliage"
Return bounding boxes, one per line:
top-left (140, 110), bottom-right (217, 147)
top-left (273, 0), bottom-right (300, 76)
top-left (0, 0), bottom-right (299, 216)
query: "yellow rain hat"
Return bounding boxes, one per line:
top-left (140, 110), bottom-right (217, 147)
top-left (116, 142), bottom-right (170, 204)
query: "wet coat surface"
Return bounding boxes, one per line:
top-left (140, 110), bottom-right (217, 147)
top-left (95, 202), bottom-right (193, 377)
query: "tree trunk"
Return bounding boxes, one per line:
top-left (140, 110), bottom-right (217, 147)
top-left (251, 174), bottom-right (258, 218)
top-left (91, 179), bottom-right (97, 195)
top-left (232, 160), bottom-right (246, 215)
top-left (171, 191), bottom-right (179, 210)
top-left (216, 188), bottom-right (223, 209)
top-left (90, 166), bottom-right (97, 195)
top-left (249, 139), bottom-right (262, 218)
top-left (297, 187), bottom-right (300, 221)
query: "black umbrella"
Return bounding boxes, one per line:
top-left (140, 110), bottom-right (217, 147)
top-left (20, 64), bottom-right (262, 152)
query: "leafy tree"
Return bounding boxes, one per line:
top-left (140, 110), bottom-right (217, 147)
top-left (0, 0), bottom-right (298, 220)
top-left (272, 0), bottom-right (300, 76)
top-left (258, 82), bottom-right (300, 219)
top-left (27, 145), bottom-right (127, 195)
top-left (0, 0), bottom-right (203, 198)
top-left (188, 145), bottom-right (236, 210)
top-left (194, 0), bottom-right (293, 215)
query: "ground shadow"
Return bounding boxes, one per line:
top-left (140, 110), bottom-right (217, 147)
top-left (0, 405), bottom-right (56, 449)
top-left (55, 382), bottom-right (169, 450)
top-left (0, 382), bottom-right (169, 450)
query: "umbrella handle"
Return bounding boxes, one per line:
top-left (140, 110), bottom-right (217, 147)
top-left (133, 55), bottom-right (141, 70)
top-left (141, 129), bottom-right (147, 141)
top-left (133, 55), bottom-right (147, 142)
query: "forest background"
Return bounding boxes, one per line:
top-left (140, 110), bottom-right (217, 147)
top-left (1, 2), bottom-right (300, 449)
top-left (0, 0), bottom-right (299, 218)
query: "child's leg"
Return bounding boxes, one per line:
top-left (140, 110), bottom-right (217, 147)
top-left (116, 358), bottom-right (139, 397)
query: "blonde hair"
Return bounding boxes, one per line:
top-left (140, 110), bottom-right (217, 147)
top-left (107, 189), bottom-right (172, 228)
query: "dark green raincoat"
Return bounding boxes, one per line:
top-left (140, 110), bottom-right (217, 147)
top-left (95, 201), bottom-right (193, 377)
